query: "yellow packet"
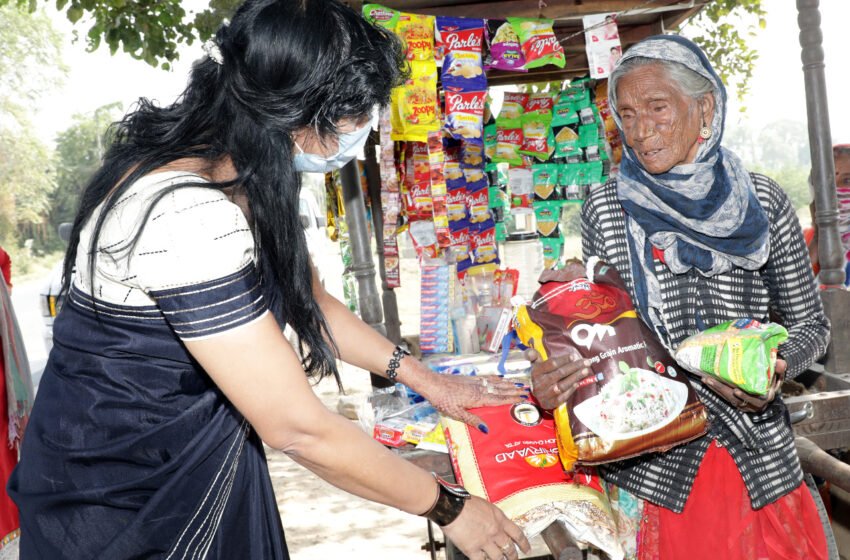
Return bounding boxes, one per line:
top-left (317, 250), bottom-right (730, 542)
top-left (391, 60), bottom-right (440, 142)
top-left (397, 13), bottom-right (435, 61)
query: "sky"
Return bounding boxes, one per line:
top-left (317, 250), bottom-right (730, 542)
top-left (29, 0), bottom-right (850, 148)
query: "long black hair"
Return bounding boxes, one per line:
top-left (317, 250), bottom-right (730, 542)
top-left (62, 0), bottom-right (407, 384)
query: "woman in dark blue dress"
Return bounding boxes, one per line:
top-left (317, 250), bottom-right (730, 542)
top-left (8, 1), bottom-right (532, 558)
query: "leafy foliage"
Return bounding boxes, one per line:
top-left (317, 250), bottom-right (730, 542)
top-left (679, 0), bottom-right (767, 106)
top-left (0, 0), bottom-right (241, 69)
top-left (0, 3), bottom-right (63, 250)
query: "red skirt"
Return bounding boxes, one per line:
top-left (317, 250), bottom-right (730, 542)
top-left (0, 348), bottom-right (18, 545)
top-left (638, 441), bottom-right (827, 560)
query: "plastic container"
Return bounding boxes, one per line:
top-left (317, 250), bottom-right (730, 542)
top-left (501, 233), bottom-right (544, 302)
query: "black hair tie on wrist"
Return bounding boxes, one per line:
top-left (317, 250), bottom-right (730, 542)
top-left (385, 345), bottom-right (410, 381)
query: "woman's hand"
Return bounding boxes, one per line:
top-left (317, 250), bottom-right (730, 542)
top-left (424, 374), bottom-right (530, 433)
top-left (701, 359), bottom-right (787, 413)
top-left (527, 348), bottom-right (593, 410)
top-left (441, 496), bottom-right (531, 560)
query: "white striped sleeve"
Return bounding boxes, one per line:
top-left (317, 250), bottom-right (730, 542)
top-left (131, 186), bottom-right (268, 339)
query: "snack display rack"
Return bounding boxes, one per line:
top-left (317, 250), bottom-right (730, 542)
top-left (321, 1), bottom-right (850, 558)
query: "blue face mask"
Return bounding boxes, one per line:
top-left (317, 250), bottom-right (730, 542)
top-left (293, 117), bottom-right (374, 174)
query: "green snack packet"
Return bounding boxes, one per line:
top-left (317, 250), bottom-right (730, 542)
top-left (578, 123), bottom-right (599, 149)
top-left (533, 199), bottom-right (562, 238)
top-left (362, 4), bottom-right (399, 30)
top-left (540, 237), bottom-right (564, 269)
top-left (484, 122), bottom-right (498, 163)
top-left (674, 319), bottom-right (789, 395)
top-left (532, 163), bottom-right (559, 200)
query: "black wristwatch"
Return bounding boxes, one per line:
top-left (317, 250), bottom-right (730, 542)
top-left (421, 474), bottom-right (471, 527)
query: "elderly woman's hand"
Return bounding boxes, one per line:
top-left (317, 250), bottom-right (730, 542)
top-left (701, 359), bottom-right (787, 413)
top-left (526, 347), bottom-right (593, 410)
top-left (423, 373), bottom-right (530, 433)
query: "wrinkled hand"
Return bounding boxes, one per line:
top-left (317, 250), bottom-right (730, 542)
top-left (425, 374), bottom-right (530, 433)
top-left (701, 359), bottom-right (787, 413)
top-left (441, 496), bottom-right (531, 560)
top-left (526, 347), bottom-right (593, 411)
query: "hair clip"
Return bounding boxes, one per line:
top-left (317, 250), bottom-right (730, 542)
top-left (203, 39), bottom-right (224, 65)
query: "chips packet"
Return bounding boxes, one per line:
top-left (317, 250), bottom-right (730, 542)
top-left (493, 128), bottom-right (524, 166)
top-left (507, 17), bottom-right (566, 69)
top-left (497, 92), bottom-right (528, 129)
top-left (442, 399), bottom-right (624, 558)
top-left (520, 93), bottom-right (555, 160)
top-left (362, 4), bottom-right (399, 31)
top-left (534, 200), bottom-right (562, 238)
top-left (484, 122), bottom-right (498, 163)
top-left (513, 258), bottom-right (709, 470)
top-left (674, 319), bottom-right (789, 395)
top-left (437, 16), bottom-right (487, 92)
top-left (397, 12), bottom-right (436, 61)
top-left (472, 219), bottom-right (499, 265)
top-left (484, 19), bottom-right (528, 72)
top-left (532, 163), bottom-right (559, 201)
top-left (391, 61), bottom-right (440, 142)
top-left (444, 90), bottom-right (486, 143)
top-left (541, 237), bottom-right (564, 269)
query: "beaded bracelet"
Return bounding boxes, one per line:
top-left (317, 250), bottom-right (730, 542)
top-left (385, 345), bottom-right (410, 380)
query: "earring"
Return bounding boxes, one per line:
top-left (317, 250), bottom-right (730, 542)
top-left (697, 122), bottom-right (712, 144)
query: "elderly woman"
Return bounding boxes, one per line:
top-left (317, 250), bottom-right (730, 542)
top-left (531, 35), bottom-right (829, 559)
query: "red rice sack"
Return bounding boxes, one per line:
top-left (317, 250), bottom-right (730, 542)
top-left (514, 258), bottom-right (708, 470)
top-left (443, 397), bottom-right (624, 558)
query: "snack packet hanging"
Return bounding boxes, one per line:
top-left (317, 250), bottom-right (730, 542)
top-left (532, 163), bottom-right (559, 201)
top-left (497, 92), bottom-right (528, 129)
top-left (493, 128), bottom-right (524, 166)
top-left (484, 19), bottom-right (528, 72)
top-left (472, 219), bottom-right (499, 264)
top-left (484, 122), bottom-right (498, 163)
top-left (507, 17), bottom-right (566, 70)
top-left (466, 184), bottom-right (491, 224)
top-left (444, 90), bottom-right (486, 144)
top-left (462, 143), bottom-right (485, 168)
top-left (437, 16), bottom-right (487, 92)
top-left (442, 400), bottom-right (624, 557)
top-left (534, 200), bottom-right (562, 238)
top-left (541, 237), bottom-right (564, 270)
top-left (447, 183), bottom-right (468, 222)
top-left (448, 219), bottom-right (473, 264)
top-left (552, 92), bottom-right (581, 158)
top-left (508, 167), bottom-right (534, 213)
top-left (674, 319), bottom-right (789, 396)
top-left (392, 61), bottom-right (440, 142)
top-left (362, 4), bottom-right (399, 31)
top-left (397, 12), bottom-right (435, 61)
top-left (513, 258), bottom-right (709, 470)
top-left (521, 93), bottom-right (555, 160)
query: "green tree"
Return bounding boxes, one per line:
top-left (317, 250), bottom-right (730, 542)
top-left (49, 103), bottom-right (123, 236)
top-left (0, 0), bottom-right (241, 69)
top-left (679, 0), bottom-right (766, 105)
top-left (0, 3), bottom-right (64, 251)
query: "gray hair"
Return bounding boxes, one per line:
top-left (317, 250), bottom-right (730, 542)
top-left (609, 56), bottom-right (714, 112)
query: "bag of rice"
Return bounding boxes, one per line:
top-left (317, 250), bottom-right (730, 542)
top-left (514, 258), bottom-right (708, 471)
top-left (443, 398), bottom-right (624, 559)
top-left (674, 319), bottom-right (789, 395)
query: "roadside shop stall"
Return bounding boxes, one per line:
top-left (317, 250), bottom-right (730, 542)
top-left (317, 1), bottom-right (850, 558)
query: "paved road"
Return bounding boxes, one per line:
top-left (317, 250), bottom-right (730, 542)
top-left (10, 275), bottom-right (50, 390)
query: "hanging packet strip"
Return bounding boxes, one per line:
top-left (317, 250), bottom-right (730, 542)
top-left (466, 185), bottom-right (491, 224)
top-left (444, 90), bottom-right (486, 144)
top-left (484, 19), bottom-right (528, 72)
top-left (448, 219), bottom-right (472, 264)
top-left (437, 16), bottom-right (487, 92)
top-left (583, 13), bottom-right (621, 80)
top-left (391, 61), bottom-right (441, 142)
top-left (427, 132), bottom-right (452, 248)
top-left (447, 184), bottom-right (468, 222)
top-left (484, 122), bottom-right (498, 163)
top-left (443, 144), bottom-right (464, 188)
top-left (552, 91), bottom-right (581, 158)
top-left (507, 18), bottom-right (566, 69)
top-left (462, 143), bottom-right (485, 168)
top-left (540, 237), bottom-right (564, 270)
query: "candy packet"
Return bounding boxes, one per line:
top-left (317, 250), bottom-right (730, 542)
top-left (507, 17), bottom-right (566, 69)
top-left (397, 12), bottom-right (435, 61)
top-left (362, 4), bottom-right (399, 31)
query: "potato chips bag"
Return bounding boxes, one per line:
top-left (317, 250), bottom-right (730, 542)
top-left (507, 17), bottom-right (566, 70)
top-left (444, 90), bottom-right (486, 144)
top-left (437, 16), bottom-right (487, 92)
top-left (493, 128), bottom-right (523, 166)
top-left (514, 258), bottom-right (708, 470)
top-left (534, 200), bottom-right (562, 239)
top-left (442, 400), bottom-right (624, 558)
top-left (532, 163), bottom-right (559, 201)
top-left (674, 319), bottom-right (789, 396)
top-left (497, 92), bottom-right (528, 129)
top-left (484, 19), bottom-right (528, 72)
